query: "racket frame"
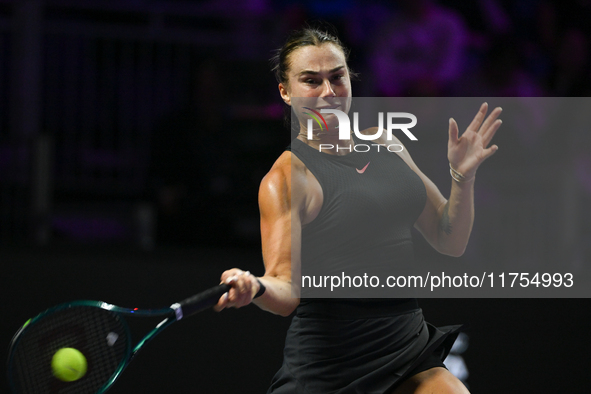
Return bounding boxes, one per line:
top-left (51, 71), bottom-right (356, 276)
top-left (7, 283), bottom-right (229, 394)
top-left (7, 301), bottom-right (176, 394)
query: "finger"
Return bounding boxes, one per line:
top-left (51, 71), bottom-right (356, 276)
top-left (243, 271), bottom-right (255, 295)
top-left (448, 118), bottom-right (459, 146)
top-left (213, 292), bottom-right (229, 312)
top-left (229, 277), bottom-right (252, 304)
top-left (479, 106), bottom-right (502, 136)
top-left (220, 272), bottom-right (230, 284)
top-left (481, 119), bottom-right (502, 147)
top-left (220, 268), bottom-right (242, 284)
top-left (224, 275), bottom-right (238, 286)
top-left (481, 144), bottom-right (499, 162)
top-left (237, 275), bottom-right (258, 307)
top-left (235, 274), bottom-right (247, 294)
top-left (466, 102), bottom-right (488, 132)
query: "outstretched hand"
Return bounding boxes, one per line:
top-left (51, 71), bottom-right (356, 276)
top-left (448, 103), bottom-right (502, 180)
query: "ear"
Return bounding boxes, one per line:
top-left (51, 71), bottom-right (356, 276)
top-left (278, 83), bottom-right (291, 106)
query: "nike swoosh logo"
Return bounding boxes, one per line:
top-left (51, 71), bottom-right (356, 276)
top-left (356, 162), bottom-right (370, 174)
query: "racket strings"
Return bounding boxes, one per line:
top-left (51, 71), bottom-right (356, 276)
top-left (9, 306), bottom-right (129, 394)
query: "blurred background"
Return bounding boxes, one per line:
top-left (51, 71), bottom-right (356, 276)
top-left (2, 0), bottom-right (591, 392)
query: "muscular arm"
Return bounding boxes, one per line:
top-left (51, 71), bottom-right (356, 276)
top-left (253, 155), bottom-right (301, 316)
top-left (215, 152), bottom-right (304, 317)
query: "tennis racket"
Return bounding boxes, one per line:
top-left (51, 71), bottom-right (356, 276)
top-left (7, 283), bottom-right (230, 394)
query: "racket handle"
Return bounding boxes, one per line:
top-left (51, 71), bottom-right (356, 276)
top-left (171, 284), bottom-right (231, 320)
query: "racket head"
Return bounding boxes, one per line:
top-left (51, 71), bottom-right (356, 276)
top-left (7, 284), bottom-right (227, 393)
top-left (7, 301), bottom-right (133, 394)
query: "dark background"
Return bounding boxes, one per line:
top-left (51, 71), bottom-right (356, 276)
top-left (2, 0), bottom-right (591, 392)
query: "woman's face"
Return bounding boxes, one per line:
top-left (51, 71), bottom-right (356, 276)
top-left (279, 43), bottom-right (352, 134)
top-left (280, 43), bottom-right (352, 100)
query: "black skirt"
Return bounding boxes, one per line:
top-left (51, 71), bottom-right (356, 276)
top-left (267, 301), bottom-right (462, 394)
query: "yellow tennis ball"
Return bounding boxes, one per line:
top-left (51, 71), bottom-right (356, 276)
top-left (51, 347), bottom-right (87, 382)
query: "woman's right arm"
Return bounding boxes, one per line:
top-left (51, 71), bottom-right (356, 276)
top-left (214, 152), bottom-right (303, 317)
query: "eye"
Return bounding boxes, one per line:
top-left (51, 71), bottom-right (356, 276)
top-left (305, 79), bottom-right (318, 84)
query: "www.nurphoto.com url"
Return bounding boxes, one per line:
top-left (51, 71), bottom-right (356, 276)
top-left (301, 272), bottom-right (574, 292)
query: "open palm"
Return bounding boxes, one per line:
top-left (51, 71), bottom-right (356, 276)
top-left (448, 103), bottom-right (502, 180)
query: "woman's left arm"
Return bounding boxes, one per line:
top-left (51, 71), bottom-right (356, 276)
top-left (402, 103), bottom-right (502, 257)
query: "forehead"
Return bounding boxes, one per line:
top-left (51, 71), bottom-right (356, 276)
top-left (288, 43), bottom-right (347, 74)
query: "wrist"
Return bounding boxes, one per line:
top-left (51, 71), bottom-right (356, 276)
top-left (254, 277), bottom-right (266, 299)
top-left (449, 163), bottom-right (475, 183)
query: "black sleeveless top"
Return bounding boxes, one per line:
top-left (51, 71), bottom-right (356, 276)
top-left (288, 137), bottom-right (427, 317)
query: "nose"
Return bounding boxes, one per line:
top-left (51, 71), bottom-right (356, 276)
top-left (320, 79), bottom-right (336, 97)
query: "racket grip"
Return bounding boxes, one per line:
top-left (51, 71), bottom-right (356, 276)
top-left (172, 284), bottom-right (231, 320)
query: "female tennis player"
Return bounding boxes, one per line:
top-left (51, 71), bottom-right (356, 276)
top-left (214, 27), bottom-right (501, 393)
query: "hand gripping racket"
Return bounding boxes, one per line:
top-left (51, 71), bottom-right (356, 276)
top-left (7, 283), bottom-right (230, 394)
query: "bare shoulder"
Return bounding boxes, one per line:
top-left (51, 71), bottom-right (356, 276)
top-left (392, 367), bottom-right (470, 394)
top-left (259, 151), bottom-right (307, 213)
top-left (259, 151), bottom-right (307, 192)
